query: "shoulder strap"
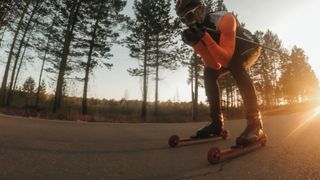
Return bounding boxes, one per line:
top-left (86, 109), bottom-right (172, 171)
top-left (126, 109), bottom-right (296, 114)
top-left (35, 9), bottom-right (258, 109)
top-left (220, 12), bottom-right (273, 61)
top-left (209, 11), bottom-right (227, 29)
top-left (207, 11), bottom-right (239, 31)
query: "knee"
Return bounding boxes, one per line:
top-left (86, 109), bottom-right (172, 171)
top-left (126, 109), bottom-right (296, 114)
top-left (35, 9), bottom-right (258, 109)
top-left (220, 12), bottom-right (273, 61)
top-left (229, 63), bottom-right (254, 85)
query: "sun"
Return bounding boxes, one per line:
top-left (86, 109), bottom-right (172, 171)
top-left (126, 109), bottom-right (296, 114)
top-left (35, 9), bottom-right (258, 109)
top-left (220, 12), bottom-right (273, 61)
top-left (312, 88), bottom-right (320, 116)
top-left (282, 93), bottom-right (320, 141)
top-left (315, 106), bottom-right (320, 116)
top-left (316, 90), bottom-right (320, 110)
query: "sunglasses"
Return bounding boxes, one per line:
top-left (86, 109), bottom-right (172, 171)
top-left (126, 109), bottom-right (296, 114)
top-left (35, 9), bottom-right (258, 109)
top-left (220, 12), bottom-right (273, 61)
top-left (180, 5), bottom-right (202, 24)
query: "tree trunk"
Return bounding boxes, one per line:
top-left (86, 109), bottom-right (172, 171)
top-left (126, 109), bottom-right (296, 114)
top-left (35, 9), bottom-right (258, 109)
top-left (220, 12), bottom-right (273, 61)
top-left (35, 40), bottom-right (50, 109)
top-left (232, 89), bottom-right (235, 108)
top-left (154, 35), bottom-right (159, 116)
top-left (82, 47), bottom-right (91, 115)
top-left (0, 1), bottom-right (30, 106)
top-left (141, 33), bottom-right (148, 121)
top-left (13, 41), bottom-right (28, 91)
top-left (53, 0), bottom-right (81, 113)
top-left (190, 57), bottom-right (195, 121)
top-left (34, 16), bottom-right (56, 109)
top-left (82, 4), bottom-right (102, 115)
top-left (35, 57), bottom-right (45, 109)
top-left (226, 87), bottom-right (230, 111)
top-left (7, 0), bottom-right (41, 105)
top-left (193, 55), bottom-right (199, 121)
top-left (0, 26), bottom-right (7, 46)
top-left (7, 5), bottom-right (39, 106)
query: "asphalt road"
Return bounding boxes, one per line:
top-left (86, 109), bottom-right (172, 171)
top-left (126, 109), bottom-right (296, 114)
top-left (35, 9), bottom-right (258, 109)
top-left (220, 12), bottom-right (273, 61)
top-left (1, 109), bottom-right (320, 180)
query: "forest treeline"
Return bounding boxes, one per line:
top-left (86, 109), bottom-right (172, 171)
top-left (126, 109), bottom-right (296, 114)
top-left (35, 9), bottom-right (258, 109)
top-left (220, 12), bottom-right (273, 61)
top-left (0, 0), bottom-right (319, 122)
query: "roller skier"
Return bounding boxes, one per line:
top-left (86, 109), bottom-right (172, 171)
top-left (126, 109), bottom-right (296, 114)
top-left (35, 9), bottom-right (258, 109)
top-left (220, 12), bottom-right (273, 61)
top-left (176, 0), bottom-right (265, 146)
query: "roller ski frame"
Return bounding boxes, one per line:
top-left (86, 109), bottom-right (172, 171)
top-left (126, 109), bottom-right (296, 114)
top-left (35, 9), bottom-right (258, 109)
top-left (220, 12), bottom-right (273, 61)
top-left (207, 134), bottom-right (267, 165)
top-left (168, 130), bottom-right (229, 148)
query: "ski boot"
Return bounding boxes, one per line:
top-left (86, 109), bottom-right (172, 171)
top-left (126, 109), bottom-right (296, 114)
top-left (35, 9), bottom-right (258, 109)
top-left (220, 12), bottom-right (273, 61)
top-left (236, 111), bottom-right (266, 146)
top-left (192, 114), bottom-right (224, 138)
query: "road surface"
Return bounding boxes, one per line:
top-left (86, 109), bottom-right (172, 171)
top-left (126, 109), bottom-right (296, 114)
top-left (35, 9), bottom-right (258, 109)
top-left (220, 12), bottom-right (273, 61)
top-left (1, 109), bottom-right (320, 180)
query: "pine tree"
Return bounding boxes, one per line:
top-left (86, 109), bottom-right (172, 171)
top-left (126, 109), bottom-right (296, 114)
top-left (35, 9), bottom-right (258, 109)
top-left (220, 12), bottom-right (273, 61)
top-left (279, 46), bottom-right (319, 103)
top-left (253, 30), bottom-right (282, 107)
top-left (0, 0), bottom-right (13, 45)
top-left (12, 26), bottom-right (34, 93)
top-left (175, 41), bottom-right (200, 121)
top-left (53, 0), bottom-right (82, 113)
top-left (125, 0), bottom-right (155, 121)
top-left (0, 0), bottom-right (31, 106)
top-left (23, 76), bottom-right (36, 94)
top-left (147, 0), bottom-right (177, 116)
top-left (34, 79), bottom-right (46, 107)
top-left (32, 1), bottom-right (69, 102)
top-left (74, 0), bottom-right (127, 115)
top-left (6, 0), bottom-right (43, 106)
top-left (22, 76), bottom-right (36, 106)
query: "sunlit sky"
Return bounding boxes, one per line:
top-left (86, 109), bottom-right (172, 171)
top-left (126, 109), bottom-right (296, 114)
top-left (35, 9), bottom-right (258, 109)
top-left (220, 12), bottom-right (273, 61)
top-left (1, 0), bottom-right (319, 102)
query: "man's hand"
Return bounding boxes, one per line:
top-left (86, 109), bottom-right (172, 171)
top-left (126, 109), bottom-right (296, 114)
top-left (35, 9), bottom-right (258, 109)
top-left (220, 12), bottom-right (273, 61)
top-left (189, 23), bottom-right (205, 38)
top-left (182, 29), bottom-right (200, 46)
top-left (181, 23), bottom-right (206, 46)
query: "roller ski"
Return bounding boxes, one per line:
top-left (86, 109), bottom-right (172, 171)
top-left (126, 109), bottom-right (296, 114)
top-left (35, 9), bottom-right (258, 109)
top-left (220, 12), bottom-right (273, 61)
top-left (168, 121), bottom-right (228, 148)
top-left (207, 117), bottom-right (267, 165)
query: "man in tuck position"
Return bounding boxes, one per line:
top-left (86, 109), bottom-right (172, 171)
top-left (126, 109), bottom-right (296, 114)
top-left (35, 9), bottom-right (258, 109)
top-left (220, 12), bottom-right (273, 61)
top-left (176, 0), bottom-right (265, 146)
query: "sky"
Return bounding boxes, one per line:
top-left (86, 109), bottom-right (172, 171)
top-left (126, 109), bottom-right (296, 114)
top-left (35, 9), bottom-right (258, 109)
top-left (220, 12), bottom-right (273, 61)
top-left (1, 0), bottom-right (319, 102)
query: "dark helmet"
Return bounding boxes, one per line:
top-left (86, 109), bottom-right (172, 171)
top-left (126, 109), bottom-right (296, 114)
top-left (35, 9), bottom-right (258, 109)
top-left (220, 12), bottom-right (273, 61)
top-left (176, 0), bottom-right (205, 17)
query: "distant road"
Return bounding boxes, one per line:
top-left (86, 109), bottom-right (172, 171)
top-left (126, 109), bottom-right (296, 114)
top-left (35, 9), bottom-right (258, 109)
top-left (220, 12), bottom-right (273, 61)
top-left (1, 110), bottom-right (320, 180)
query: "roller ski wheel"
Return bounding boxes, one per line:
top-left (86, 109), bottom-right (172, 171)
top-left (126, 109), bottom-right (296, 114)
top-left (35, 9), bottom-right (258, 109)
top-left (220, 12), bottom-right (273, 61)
top-left (207, 134), bottom-right (267, 165)
top-left (168, 135), bottom-right (180, 148)
top-left (207, 147), bottom-right (221, 164)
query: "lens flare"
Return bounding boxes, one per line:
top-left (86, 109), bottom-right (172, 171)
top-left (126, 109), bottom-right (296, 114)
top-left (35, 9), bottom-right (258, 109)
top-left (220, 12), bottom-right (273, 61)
top-left (315, 106), bottom-right (320, 115)
top-left (282, 106), bottom-right (320, 141)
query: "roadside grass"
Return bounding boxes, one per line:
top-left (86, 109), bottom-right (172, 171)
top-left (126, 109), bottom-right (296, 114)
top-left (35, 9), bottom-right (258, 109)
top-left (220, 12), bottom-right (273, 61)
top-left (0, 92), bottom-right (316, 123)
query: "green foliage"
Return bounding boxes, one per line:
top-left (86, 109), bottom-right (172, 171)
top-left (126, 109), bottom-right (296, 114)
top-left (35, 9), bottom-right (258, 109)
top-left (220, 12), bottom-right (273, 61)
top-left (126, 0), bottom-right (177, 66)
top-left (250, 30), bottom-right (283, 107)
top-left (0, 0), bottom-right (13, 27)
top-left (74, 0), bottom-right (127, 71)
top-left (204, 0), bottom-right (227, 13)
top-left (39, 79), bottom-right (46, 95)
top-left (279, 46), bottom-right (319, 103)
top-left (23, 76), bottom-right (36, 93)
top-left (125, 0), bottom-right (179, 118)
top-left (126, 0), bottom-right (153, 60)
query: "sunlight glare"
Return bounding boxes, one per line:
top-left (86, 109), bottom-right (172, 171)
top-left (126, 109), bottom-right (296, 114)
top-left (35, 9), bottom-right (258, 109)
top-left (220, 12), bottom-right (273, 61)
top-left (282, 105), bottom-right (320, 141)
top-left (314, 106), bottom-right (320, 116)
